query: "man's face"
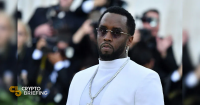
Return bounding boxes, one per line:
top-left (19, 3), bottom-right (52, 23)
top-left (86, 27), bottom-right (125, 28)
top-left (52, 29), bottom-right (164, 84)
top-left (97, 13), bottom-right (130, 61)
top-left (142, 11), bottom-right (159, 37)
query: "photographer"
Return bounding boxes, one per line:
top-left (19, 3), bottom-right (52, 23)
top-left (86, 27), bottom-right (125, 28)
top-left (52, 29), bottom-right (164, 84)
top-left (28, 0), bottom-right (87, 40)
top-left (130, 9), bottom-right (181, 104)
top-left (72, 19), bottom-right (99, 70)
top-left (0, 11), bottom-right (17, 104)
top-left (182, 30), bottom-right (200, 105)
top-left (17, 20), bottom-right (34, 86)
top-left (0, 11), bottom-right (17, 88)
top-left (30, 32), bottom-right (79, 104)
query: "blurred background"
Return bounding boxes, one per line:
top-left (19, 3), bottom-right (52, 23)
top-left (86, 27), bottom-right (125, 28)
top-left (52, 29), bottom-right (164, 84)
top-left (0, 0), bottom-right (199, 105)
top-left (0, 0), bottom-right (17, 104)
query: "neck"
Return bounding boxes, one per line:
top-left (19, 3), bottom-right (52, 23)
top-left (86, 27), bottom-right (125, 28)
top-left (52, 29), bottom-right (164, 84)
top-left (98, 56), bottom-right (129, 69)
top-left (119, 52), bottom-right (127, 59)
top-left (100, 52), bottom-right (127, 61)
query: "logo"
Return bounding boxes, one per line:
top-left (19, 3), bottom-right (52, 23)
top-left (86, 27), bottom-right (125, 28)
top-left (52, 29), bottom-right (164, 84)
top-left (9, 86), bottom-right (48, 97)
top-left (9, 86), bottom-right (22, 97)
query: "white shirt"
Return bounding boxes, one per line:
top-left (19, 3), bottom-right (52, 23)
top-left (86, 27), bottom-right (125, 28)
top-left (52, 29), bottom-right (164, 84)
top-left (80, 57), bottom-right (128, 105)
top-left (67, 57), bottom-right (164, 105)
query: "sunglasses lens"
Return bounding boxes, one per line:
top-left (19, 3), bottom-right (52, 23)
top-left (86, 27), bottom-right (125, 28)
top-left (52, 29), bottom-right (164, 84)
top-left (97, 28), bottom-right (123, 38)
top-left (112, 29), bottom-right (121, 38)
top-left (97, 28), bottom-right (106, 36)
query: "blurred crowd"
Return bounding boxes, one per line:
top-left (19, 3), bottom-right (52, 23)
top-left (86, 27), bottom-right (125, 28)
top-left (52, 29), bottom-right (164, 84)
top-left (0, 0), bottom-right (199, 105)
top-left (182, 30), bottom-right (200, 105)
top-left (0, 5), bottom-right (18, 104)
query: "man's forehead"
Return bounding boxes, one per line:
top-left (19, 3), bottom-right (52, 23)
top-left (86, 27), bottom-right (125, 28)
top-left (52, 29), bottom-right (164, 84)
top-left (99, 13), bottom-right (127, 30)
top-left (146, 12), bottom-right (159, 19)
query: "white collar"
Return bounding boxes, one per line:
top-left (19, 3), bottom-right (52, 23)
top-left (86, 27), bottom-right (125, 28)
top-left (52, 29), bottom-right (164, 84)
top-left (98, 57), bottom-right (129, 69)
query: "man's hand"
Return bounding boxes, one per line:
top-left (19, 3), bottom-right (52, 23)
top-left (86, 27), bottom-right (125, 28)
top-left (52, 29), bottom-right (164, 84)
top-left (183, 29), bottom-right (188, 46)
top-left (36, 38), bottom-right (46, 50)
top-left (34, 23), bottom-right (53, 37)
top-left (73, 20), bottom-right (93, 44)
top-left (47, 52), bottom-right (63, 65)
top-left (80, 20), bottom-right (93, 35)
top-left (156, 36), bottom-right (172, 58)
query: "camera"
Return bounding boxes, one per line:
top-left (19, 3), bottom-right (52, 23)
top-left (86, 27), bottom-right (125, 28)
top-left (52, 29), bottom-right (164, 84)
top-left (35, 6), bottom-right (74, 59)
top-left (41, 36), bottom-right (58, 53)
top-left (46, 6), bottom-right (68, 30)
top-left (139, 29), bottom-right (156, 50)
top-left (40, 30), bottom-right (74, 59)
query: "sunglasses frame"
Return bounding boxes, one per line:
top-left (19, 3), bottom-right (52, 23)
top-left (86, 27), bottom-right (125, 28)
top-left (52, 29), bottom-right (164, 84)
top-left (96, 28), bottom-right (131, 38)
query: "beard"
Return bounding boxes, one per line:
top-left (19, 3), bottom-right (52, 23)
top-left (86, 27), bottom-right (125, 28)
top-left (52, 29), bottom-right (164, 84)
top-left (98, 42), bottom-right (126, 61)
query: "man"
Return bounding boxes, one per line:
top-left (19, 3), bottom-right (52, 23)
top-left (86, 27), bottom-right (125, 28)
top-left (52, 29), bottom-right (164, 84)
top-left (30, 36), bottom-right (80, 104)
top-left (140, 9), bottom-right (179, 73)
top-left (0, 11), bottom-right (17, 104)
top-left (183, 30), bottom-right (200, 105)
top-left (138, 9), bottom-right (181, 104)
top-left (67, 7), bottom-right (164, 105)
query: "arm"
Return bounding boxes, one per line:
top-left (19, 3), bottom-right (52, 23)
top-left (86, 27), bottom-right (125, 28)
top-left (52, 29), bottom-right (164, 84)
top-left (135, 73), bottom-right (164, 105)
top-left (28, 8), bottom-right (48, 37)
top-left (72, 20), bottom-right (93, 44)
top-left (32, 38), bottom-right (46, 60)
top-left (75, 0), bottom-right (107, 14)
top-left (160, 46), bottom-right (178, 71)
top-left (156, 36), bottom-right (178, 71)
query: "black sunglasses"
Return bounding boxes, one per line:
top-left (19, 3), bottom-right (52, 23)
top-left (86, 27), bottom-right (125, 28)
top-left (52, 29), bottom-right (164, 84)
top-left (96, 27), bottom-right (131, 38)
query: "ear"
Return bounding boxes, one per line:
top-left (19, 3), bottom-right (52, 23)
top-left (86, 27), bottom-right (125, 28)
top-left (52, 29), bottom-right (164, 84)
top-left (127, 36), bottom-right (134, 46)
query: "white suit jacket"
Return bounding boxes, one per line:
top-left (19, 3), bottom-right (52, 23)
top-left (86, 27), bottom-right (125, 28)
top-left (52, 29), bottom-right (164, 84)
top-left (67, 60), bottom-right (164, 105)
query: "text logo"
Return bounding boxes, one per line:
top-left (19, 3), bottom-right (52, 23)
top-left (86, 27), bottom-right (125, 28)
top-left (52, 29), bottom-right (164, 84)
top-left (21, 86), bottom-right (48, 95)
top-left (9, 86), bottom-right (22, 97)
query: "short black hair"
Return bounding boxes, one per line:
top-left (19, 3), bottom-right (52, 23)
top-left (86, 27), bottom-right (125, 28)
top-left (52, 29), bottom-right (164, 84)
top-left (129, 42), bottom-right (153, 65)
top-left (98, 6), bottom-right (135, 36)
top-left (142, 9), bottom-right (159, 18)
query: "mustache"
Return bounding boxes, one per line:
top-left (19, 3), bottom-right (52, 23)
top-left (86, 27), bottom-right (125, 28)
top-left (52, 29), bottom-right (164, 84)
top-left (100, 42), bottom-right (114, 49)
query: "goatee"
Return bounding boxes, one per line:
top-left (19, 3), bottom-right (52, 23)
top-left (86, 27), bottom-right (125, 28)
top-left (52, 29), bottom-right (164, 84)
top-left (98, 43), bottom-right (126, 61)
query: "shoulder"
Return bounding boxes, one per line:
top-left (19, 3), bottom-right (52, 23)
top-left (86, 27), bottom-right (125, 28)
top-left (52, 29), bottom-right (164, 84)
top-left (32, 5), bottom-right (57, 17)
top-left (34, 7), bottom-right (49, 14)
top-left (132, 60), bottom-right (164, 104)
top-left (128, 60), bottom-right (160, 81)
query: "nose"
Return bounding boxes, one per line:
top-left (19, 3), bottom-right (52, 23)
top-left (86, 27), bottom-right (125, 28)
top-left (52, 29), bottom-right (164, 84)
top-left (103, 30), bottom-right (113, 42)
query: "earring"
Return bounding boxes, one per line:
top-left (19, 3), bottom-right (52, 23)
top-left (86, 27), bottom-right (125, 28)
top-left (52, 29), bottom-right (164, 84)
top-left (126, 46), bottom-right (129, 54)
